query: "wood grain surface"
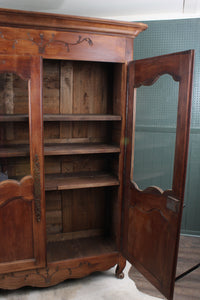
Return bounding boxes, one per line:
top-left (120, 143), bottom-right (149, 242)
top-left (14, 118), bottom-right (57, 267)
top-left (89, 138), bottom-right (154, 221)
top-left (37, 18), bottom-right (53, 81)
top-left (128, 235), bottom-right (200, 300)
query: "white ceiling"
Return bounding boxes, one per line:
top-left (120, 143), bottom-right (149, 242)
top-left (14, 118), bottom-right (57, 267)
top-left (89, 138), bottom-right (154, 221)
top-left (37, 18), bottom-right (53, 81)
top-left (0, 0), bottom-right (200, 21)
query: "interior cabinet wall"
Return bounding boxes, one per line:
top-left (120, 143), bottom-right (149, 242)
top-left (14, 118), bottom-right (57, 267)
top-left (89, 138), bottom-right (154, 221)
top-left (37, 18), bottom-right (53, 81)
top-left (43, 60), bottom-right (121, 241)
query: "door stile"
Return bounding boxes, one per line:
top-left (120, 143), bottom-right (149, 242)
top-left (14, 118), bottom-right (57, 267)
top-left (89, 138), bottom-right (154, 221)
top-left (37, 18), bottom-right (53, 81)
top-left (29, 56), bottom-right (46, 267)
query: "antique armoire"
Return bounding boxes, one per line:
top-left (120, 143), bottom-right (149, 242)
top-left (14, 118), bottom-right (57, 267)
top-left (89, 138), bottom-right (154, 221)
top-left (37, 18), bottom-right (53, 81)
top-left (0, 8), bottom-right (194, 300)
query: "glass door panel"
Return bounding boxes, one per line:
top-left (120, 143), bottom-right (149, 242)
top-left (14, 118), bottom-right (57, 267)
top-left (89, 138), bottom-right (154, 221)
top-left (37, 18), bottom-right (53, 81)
top-left (0, 55), bottom-right (45, 274)
top-left (0, 72), bottom-right (30, 182)
top-left (132, 75), bottom-right (179, 191)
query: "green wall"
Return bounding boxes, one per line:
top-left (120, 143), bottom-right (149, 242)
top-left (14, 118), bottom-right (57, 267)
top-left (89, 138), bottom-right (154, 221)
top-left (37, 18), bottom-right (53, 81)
top-left (134, 19), bottom-right (200, 236)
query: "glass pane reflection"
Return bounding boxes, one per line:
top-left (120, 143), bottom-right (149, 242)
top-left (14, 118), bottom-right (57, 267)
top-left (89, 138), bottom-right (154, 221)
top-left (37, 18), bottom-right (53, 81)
top-left (0, 73), bottom-right (30, 182)
top-left (132, 75), bottom-right (179, 191)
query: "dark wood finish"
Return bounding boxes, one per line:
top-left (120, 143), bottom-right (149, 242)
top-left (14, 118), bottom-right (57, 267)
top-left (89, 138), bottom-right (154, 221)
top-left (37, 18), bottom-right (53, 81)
top-left (128, 236), bottom-right (200, 300)
top-left (115, 255), bottom-right (126, 279)
top-left (47, 229), bottom-right (105, 242)
top-left (0, 115), bottom-right (28, 122)
top-left (123, 51), bottom-right (194, 300)
top-left (61, 187), bottom-right (108, 236)
top-left (47, 236), bottom-right (116, 262)
top-left (0, 145), bottom-right (30, 157)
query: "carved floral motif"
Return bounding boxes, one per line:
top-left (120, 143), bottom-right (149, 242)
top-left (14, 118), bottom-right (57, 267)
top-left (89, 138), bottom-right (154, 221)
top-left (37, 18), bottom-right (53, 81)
top-left (0, 31), bottom-right (93, 54)
top-left (0, 261), bottom-right (107, 289)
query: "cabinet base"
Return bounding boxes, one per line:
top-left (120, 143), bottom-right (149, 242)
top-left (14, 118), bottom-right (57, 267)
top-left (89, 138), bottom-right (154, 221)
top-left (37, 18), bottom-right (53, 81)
top-left (0, 253), bottom-right (126, 290)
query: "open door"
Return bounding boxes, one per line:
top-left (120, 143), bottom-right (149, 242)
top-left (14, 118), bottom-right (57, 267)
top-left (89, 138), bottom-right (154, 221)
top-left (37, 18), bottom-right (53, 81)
top-left (122, 50), bottom-right (194, 300)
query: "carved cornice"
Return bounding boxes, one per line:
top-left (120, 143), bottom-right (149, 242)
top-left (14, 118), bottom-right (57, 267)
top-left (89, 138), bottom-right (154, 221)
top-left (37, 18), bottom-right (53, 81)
top-left (0, 8), bottom-right (147, 38)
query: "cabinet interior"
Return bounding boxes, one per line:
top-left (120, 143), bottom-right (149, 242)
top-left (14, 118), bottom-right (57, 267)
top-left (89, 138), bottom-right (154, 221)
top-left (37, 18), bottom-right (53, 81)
top-left (43, 59), bottom-right (122, 262)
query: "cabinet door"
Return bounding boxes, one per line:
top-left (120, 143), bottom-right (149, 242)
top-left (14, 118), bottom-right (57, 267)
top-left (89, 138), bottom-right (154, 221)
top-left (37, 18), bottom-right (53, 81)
top-left (122, 50), bottom-right (194, 300)
top-left (0, 55), bottom-right (45, 274)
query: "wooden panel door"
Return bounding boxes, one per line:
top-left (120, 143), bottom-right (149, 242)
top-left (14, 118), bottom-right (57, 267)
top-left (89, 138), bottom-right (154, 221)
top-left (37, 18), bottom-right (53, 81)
top-left (122, 50), bottom-right (194, 300)
top-left (0, 55), bottom-right (45, 274)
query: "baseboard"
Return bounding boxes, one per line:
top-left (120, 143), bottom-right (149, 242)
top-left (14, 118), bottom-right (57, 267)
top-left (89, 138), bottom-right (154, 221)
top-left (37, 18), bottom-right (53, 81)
top-left (181, 230), bottom-right (200, 237)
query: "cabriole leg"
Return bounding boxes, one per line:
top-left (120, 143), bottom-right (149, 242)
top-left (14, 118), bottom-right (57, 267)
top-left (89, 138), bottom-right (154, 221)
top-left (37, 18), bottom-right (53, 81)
top-left (115, 255), bottom-right (126, 279)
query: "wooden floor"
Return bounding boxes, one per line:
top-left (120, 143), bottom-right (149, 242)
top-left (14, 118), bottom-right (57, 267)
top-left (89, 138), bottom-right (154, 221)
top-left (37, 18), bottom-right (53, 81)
top-left (128, 235), bottom-right (200, 299)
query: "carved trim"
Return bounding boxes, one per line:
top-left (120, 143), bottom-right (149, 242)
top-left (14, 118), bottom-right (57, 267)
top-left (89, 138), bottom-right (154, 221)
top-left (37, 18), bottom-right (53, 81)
top-left (0, 176), bottom-right (33, 207)
top-left (33, 154), bottom-right (41, 222)
top-left (135, 72), bottom-right (181, 88)
top-left (130, 203), bottom-right (168, 222)
top-left (130, 181), bottom-right (172, 196)
top-left (0, 31), bottom-right (93, 54)
top-left (0, 255), bottom-right (118, 289)
top-left (0, 9), bottom-right (148, 38)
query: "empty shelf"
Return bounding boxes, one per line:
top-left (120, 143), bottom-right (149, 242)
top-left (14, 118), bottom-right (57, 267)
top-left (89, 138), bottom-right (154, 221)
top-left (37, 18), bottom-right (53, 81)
top-left (0, 143), bottom-right (120, 157)
top-left (0, 114), bottom-right (121, 122)
top-left (45, 172), bottom-right (119, 191)
top-left (44, 143), bottom-right (120, 156)
top-left (47, 236), bottom-right (116, 262)
top-left (43, 114), bottom-right (121, 121)
top-left (0, 114), bottom-right (28, 122)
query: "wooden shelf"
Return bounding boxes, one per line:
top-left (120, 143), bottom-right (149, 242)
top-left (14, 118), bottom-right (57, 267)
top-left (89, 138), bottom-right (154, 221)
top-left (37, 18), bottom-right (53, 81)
top-left (0, 114), bottom-right (28, 122)
top-left (0, 145), bottom-right (30, 157)
top-left (44, 114), bottom-right (122, 121)
top-left (47, 236), bottom-right (116, 262)
top-left (44, 143), bottom-right (120, 156)
top-left (47, 229), bottom-right (104, 243)
top-left (0, 114), bottom-right (121, 122)
top-left (0, 143), bottom-right (120, 158)
top-left (45, 172), bottom-right (119, 191)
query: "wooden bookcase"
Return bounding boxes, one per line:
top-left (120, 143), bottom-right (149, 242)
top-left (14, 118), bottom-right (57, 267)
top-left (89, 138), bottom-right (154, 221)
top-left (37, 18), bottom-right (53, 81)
top-left (0, 9), bottom-right (194, 300)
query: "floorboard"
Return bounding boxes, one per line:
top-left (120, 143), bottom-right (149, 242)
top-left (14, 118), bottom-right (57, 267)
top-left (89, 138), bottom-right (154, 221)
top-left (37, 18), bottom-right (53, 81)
top-left (128, 235), bottom-right (200, 299)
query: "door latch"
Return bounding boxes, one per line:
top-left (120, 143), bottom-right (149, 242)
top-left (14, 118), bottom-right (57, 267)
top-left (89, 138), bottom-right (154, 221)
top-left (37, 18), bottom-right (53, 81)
top-left (166, 196), bottom-right (180, 213)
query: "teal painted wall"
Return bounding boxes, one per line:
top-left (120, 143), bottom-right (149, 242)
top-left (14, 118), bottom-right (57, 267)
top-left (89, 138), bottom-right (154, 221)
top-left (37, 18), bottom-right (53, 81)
top-left (134, 19), bottom-right (200, 236)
